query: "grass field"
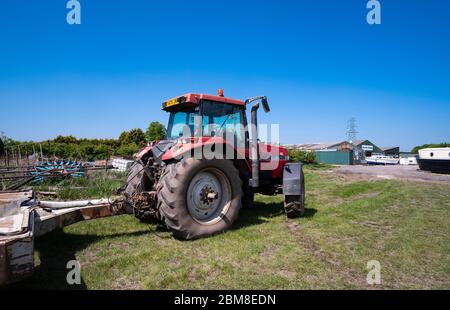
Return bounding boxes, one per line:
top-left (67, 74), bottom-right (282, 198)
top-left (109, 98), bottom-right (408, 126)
top-left (15, 166), bottom-right (450, 289)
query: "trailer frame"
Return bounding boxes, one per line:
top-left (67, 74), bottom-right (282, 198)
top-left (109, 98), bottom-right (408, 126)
top-left (0, 190), bottom-right (131, 286)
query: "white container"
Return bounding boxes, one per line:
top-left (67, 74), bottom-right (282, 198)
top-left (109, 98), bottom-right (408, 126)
top-left (111, 158), bottom-right (134, 173)
top-left (400, 157), bottom-right (418, 165)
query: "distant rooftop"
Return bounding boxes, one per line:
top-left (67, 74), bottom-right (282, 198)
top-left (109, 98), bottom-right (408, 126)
top-left (381, 146), bottom-right (399, 151)
top-left (350, 140), bottom-right (367, 146)
top-left (285, 141), bottom-right (350, 151)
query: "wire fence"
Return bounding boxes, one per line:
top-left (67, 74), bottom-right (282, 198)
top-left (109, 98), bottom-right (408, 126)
top-left (0, 144), bottom-right (117, 191)
top-left (0, 144), bottom-right (46, 168)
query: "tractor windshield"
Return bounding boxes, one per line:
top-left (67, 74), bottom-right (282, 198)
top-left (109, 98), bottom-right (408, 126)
top-left (201, 100), bottom-right (245, 142)
top-left (166, 100), bottom-right (245, 143)
top-left (200, 100), bottom-right (246, 149)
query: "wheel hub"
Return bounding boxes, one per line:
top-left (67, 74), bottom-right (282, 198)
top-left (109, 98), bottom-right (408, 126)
top-left (200, 186), bottom-right (219, 205)
top-left (186, 169), bottom-right (232, 224)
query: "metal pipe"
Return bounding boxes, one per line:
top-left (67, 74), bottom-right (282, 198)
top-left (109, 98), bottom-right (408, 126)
top-left (250, 103), bottom-right (259, 188)
top-left (39, 198), bottom-right (112, 209)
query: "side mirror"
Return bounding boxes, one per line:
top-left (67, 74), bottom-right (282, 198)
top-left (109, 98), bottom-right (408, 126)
top-left (245, 96), bottom-right (270, 112)
top-left (261, 97), bottom-right (270, 113)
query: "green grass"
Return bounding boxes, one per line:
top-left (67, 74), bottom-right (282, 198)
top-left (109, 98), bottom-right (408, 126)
top-left (33, 171), bottom-right (126, 200)
top-left (13, 167), bottom-right (450, 289)
top-left (304, 162), bottom-right (335, 170)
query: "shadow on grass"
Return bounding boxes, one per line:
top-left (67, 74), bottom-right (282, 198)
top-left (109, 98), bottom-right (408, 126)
top-left (233, 200), bottom-right (317, 230)
top-left (303, 207), bottom-right (318, 218)
top-left (8, 201), bottom-right (317, 289)
top-left (9, 229), bottom-right (150, 290)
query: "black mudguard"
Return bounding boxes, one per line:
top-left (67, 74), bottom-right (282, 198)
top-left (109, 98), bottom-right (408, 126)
top-left (282, 163), bottom-right (305, 218)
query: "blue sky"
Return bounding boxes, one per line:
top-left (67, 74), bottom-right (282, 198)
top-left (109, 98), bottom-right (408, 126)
top-left (0, 0), bottom-right (449, 151)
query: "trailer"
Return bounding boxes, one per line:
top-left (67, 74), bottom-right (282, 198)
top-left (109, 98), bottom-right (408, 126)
top-left (0, 190), bottom-right (131, 286)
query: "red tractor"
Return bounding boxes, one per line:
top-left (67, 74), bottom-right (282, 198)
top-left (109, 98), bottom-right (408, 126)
top-left (123, 91), bottom-right (305, 239)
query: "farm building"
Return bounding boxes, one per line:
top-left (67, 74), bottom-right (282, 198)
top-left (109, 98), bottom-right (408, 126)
top-left (351, 140), bottom-right (383, 164)
top-left (381, 146), bottom-right (400, 157)
top-left (288, 139), bottom-right (389, 165)
top-left (295, 141), bottom-right (353, 152)
top-left (292, 141), bottom-right (355, 165)
top-left (315, 150), bottom-right (354, 165)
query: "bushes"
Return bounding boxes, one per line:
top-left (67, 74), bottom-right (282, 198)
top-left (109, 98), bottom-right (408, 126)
top-left (1, 122), bottom-right (167, 161)
top-left (288, 149), bottom-right (317, 164)
top-left (3, 135), bottom-right (133, 161)
top-left (116, 143), bottom-right (140, 158)
top-left (411, 142), bottom-right (450, 154)
top-left (39, 140), bottom-right (116, 161)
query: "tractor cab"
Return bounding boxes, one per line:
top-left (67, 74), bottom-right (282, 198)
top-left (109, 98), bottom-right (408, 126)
top-left (162, 93), bottom-right (247, 147)
top-left (158, 90), bottom-right (289, 191)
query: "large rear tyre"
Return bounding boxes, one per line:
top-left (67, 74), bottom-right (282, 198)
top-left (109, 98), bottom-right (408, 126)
top-left (157, 158), bottom-right (242, 240)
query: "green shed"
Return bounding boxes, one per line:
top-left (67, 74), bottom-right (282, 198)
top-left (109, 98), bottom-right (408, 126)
top-left (315, 150), bottom-right (354, 165)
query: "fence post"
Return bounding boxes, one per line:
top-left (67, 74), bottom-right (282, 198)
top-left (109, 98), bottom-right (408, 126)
top-left (40, 144), bottom-right (44, 163)
top-left (11, 147), bottom-right (16, 167)
top-left (26, 147), bottom-right (30, 167)
top-left (32, 145), bottom-right (37, 165)
top-left (18, 145), bottom-right (22, 167)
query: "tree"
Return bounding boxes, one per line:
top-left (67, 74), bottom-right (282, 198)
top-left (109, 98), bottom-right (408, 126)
top-left (0, 132), bottom-right (12, 156)
top-left (0, 137), bottom-right (4, 156)
top-left (119, 128), bottom-right (146, 146)
top-left (146, 121), bottom-right (166, 142)
top-left (54, 135), bottom-right (78, 144)
top-left (118, 131), bottom-right (130, 145)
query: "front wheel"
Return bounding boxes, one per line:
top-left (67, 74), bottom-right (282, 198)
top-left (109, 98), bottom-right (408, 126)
top-left (157, 158), bottom-right (242, 240)
top-left (122, 161), bottom-right (156, 221)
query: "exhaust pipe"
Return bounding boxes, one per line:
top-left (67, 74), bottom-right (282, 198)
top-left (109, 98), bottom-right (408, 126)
top-left (245, 96), bottom-right (270, 188)
top-left (250, 103), bottom-right (260, 188)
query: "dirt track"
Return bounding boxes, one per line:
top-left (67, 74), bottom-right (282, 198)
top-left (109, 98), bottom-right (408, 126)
top-left (334, 165), bottom-right (450, 184)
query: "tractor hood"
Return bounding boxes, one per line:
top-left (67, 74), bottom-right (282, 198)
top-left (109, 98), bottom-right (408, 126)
top-left (150, 140), bottom-right (175, 160)
top-left (136, 140), bottom-right (175, 163)
top-left (136, 136), bottom-right (247, 164)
